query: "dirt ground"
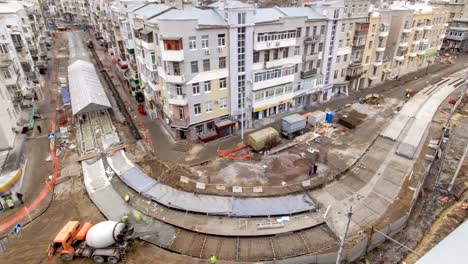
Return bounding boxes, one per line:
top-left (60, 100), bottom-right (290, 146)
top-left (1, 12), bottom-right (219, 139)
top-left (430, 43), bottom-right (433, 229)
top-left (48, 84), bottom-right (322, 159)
top-left (354, 92), bottom-right (468, 264)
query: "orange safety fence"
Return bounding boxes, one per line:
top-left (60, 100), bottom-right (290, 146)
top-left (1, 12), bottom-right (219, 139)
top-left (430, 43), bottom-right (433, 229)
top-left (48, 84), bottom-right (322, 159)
top-left (0, 82), bottom-right (59, 233)
top-left (224, 151), bottom-right (250, 161)
top-left (217, 143), bottom-right (247, 157)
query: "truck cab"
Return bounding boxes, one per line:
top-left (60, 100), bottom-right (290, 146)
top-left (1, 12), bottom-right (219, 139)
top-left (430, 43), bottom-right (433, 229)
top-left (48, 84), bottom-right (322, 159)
top-left (46, 221), bottom-right (92, 261)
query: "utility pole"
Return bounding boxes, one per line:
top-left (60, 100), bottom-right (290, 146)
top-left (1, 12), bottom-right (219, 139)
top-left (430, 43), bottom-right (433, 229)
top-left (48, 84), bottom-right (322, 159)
top-left (448, 144), bottom-right (468, 194)
top-left (336, 206), bottom-right (353, 264)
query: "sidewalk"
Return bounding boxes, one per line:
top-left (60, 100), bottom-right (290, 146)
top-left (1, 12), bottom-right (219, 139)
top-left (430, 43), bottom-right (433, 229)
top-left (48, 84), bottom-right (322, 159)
top-left (96, 44), bottom-right (468, 165)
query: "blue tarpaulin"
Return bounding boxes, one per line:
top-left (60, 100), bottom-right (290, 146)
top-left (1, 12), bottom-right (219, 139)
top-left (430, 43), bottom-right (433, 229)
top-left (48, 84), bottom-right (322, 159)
top-left (61, 87), bottom-right (70, 104)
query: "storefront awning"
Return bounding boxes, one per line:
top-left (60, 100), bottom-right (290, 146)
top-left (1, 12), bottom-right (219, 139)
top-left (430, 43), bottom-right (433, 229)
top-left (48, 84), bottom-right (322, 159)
top-left (215, 119), bottom-right (236, 129)
top-left (253, 99), bottom-right (292, 112)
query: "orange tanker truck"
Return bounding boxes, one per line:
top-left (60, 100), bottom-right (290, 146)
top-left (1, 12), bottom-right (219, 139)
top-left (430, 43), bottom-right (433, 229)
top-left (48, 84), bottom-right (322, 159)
top-left (46, 221), bottom-right (135, 263)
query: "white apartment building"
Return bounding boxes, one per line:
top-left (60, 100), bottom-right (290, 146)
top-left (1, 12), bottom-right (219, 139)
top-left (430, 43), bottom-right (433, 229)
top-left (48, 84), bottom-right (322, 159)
top-left (0, 2), bottom-right (39, 108)
top-left (250, 7), bottom-right (327, 121)
top-left (0, 76), bottom-right (20, 151)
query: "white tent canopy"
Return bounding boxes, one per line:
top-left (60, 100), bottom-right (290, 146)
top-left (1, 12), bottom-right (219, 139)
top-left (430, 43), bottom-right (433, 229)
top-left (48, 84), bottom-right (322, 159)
top-left (68, 60), bottom-right (111, 116)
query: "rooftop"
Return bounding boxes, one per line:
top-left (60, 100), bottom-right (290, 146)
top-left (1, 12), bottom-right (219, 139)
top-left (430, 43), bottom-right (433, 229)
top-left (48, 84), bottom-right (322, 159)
top-left (209, 0), bottom-right (252, 9)
top-left (254, 6), bottom-right (325, 24)
top-left (152, 8), bottom-right (227, 26)
top-left (68, 60), bottom-right (111, 116)
top-left (133, 3), bottom-right (173, 20)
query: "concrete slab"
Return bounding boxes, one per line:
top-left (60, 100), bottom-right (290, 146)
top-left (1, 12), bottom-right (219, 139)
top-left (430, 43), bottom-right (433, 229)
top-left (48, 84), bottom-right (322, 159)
top-left (362, 192), bottom-right (391, 214)
top-left (382, 160), bottom-right (408, 186)
top-left (373, 177), bottom-right (400, 201)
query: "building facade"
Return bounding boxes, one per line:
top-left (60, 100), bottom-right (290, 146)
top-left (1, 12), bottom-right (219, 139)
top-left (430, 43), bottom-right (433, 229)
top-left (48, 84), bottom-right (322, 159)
top-left (87, 0), bottom-right (452, 142)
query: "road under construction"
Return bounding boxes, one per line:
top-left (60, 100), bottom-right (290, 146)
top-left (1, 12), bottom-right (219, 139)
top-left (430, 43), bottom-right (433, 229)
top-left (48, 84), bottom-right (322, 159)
top-left (0, 30), bottom-right (467, 264)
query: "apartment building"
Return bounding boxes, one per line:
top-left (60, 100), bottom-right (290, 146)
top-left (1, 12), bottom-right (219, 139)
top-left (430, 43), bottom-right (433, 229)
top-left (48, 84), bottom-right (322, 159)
top-left (0, 2), bottom-right (41, 108)
top-left (445, 17), bottom-right (468, 51)
top-left (346, 2), bottom-right (448, 90)
top-left (60, 0), bottom-right (89, 23)
top-left (0, 65), bottom-right (20, 151)
top-left (145, 6), bottom-right (232, 140)
top-left (308, 0), bottom-right (369, 100)
top-left (250, 7), bottom-right (327, 121)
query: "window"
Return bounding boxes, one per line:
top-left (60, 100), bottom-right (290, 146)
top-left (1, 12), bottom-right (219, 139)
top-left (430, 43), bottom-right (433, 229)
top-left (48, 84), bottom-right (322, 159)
top-left (205, 101), bottom-right (213, 112)
top-left (255, 91), bottom-right (264, 101)
top-left (1, 69), bottom-right (11, 79)
top-left (320, 25), bottom-right (325, 35)
top-left (341, 68), bottom-right (346, 77)
top-left (189, 36), bottom-right (196, 50)
top-left (273, 49), bottom-right (279, 60)
top-left (373, 67), bottom-right (377, 75)
top-left (176, 84), bottom-right (183, 95)
top-left (219, 97), bottom-right (227, 108)
top-left (368, 40), bottom-right (373, 49)
top-left (192, 83), bottom-right (200, 95)
top-left (204, 81), bottom-right (211, 92)
top-left (219, 57), bottom-right (226, 69)
top-left (218, 34), bottom-right (225, 47)
top-left (296, 27), bottom-right (302, 38)
top-left (0, 44), bottom-right (8, 54)
top-left (312, 26), bottom-right (317, 36)
top-left (238, 13), bottom-right (246, 24)
top-left (203, 59), bottom-right (210, 71)
top-left (253, 51), bottom-right (259, 63)
top-left (318, 43), bottom-right (323, 52)
top-left (283, 48), bottom-right (289, 58)
top-left (344, 54), bottom-right (348, 62)
top-left (191, 61), bottom-right (199, 73)
top-left (294, 46), bottom-right (300, 56)
top-left (264, 51), bottom-right (270, 62)
top-left (306, 27), bottom-right (310, 37)
top-left (201, 35), bottom-right (209, 49)
top-left (316, 60), bottom-right (321, 68)
top-left (334, 70), bottom-right (338, 79)
top-left (220, 78), bottom-right (227, 89)
top-left (336, 56), bottom-right (341, 63)
top-left (309, 43), bottom-right (315, 55)
top-left (338, 40), bottom-right (343, 47)
top-left (194, 103), bottom-right (201, 115)
top-left (341, 23), bottom-right (345, 32)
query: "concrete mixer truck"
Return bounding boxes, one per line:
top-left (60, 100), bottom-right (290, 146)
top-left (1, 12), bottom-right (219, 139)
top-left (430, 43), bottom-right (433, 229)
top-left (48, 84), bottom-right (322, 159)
top-left (46, 220), bottom-right (135, 263)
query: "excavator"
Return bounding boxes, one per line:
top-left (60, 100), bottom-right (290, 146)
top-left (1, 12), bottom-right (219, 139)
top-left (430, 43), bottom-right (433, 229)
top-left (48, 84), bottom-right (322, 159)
top-left (46, 220), bottom-right (139, 263)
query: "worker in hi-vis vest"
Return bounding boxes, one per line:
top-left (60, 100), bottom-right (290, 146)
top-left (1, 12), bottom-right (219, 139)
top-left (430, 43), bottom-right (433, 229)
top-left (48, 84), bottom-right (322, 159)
top-left (210, 255), bottom-right (217, 264)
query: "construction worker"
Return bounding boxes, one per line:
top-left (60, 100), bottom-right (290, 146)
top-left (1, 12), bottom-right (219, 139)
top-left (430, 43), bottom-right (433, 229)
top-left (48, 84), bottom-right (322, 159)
top-left (313, 163), bottom-right (318, 175)
top-left (37, 125), bottom-right (42, 134)
top-left (210, 255), bottom-right (217, 264)
top-left (124, 194), bottom-right (130, 203)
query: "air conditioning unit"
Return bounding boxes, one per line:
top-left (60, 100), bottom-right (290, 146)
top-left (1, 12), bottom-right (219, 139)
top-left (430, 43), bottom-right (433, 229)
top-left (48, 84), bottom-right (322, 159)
top-left (205, 50), bottom-right (210, 55)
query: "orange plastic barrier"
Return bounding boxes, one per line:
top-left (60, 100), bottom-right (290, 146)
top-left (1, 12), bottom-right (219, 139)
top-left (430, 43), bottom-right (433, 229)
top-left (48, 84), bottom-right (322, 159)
top-left (217, 143), bottom-right (247, 157)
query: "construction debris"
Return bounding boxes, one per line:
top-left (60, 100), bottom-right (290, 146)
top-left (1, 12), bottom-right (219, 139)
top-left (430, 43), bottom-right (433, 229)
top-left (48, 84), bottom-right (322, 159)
top-left (338, 110), bottom-right (367, 129)
top-left (359, 93), bottom-right (385, 105)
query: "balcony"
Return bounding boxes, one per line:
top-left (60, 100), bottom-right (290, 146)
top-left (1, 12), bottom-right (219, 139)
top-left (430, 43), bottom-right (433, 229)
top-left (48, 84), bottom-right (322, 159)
top-left (304, 35), bottom-right (322, 43)
top-left (440, 34), bottom-right (446, 38)
top-left (255, 38), bottom-right (297, 51)
top-left (265, 55), bottom-right (302, 69)
top-left (402, 28), bottom-right (412, 33)
top-left (171, 117), bottom-right (190, 128)
top-left (161, 49), bottom-right (184, 62)
top-left (168, 94), bottom-right (188, 106)
top-left (376, 46), bottom-right (386, 52)
top-left (408, 51), bottom-right (417, 57)
top-left (300, 68), bottom-right (318, 79)
top-left (352, 38), bottom-right (366, 49)
top-left (415, 25), bottom-right (424, 31)
top-left (379, 27), bottom-right (389, 37)
top-left (394, 55), bottom-right (405, 61)
top-left (348, 61), bottom-right (362, 68)
top-left (345, 70), bottom-right (362, 81)
top-left (373, 61), bottom-right (383, 67)
top-left (424, 25), bottom-right (433, 30)
top-left (417, 50), bottom-right (426, 55)
top-left (158, 67), bottom-right (185, 83)
top-left (147, 79), bottom-right (160, 91)
top-left (253, 72), bottom-right (295, 91)
top-left (399, 41), bottom-right (408, 47)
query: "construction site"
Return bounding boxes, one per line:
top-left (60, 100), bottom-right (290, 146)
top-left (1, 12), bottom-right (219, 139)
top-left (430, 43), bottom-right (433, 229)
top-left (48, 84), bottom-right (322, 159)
top-left (0, 29), bottom-right (467, 264)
